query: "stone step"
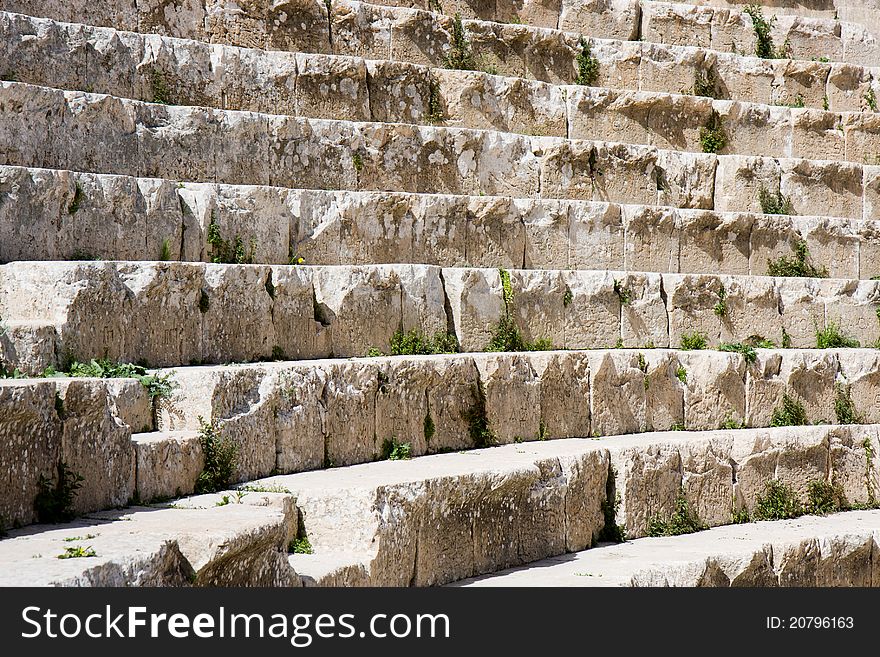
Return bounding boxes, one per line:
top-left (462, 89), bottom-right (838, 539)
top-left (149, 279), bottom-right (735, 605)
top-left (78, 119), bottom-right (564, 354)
top-left (3, 12), bottom-right (880, 162)
top-left (251, 426), bottom-right (879, 585)
top-left (452, 508), bottom-right (880, 586)
top-left (5, 261), bottom-right (880, 371)
top-left (0, 0), bottom-right (880, 105)
top-left (3, 81), bottom-right (879, 220)
top-left (147, 346), bottom-right (880, 484)
top-left (5, 166), bottom-right (880, 281)
top-left (0, 492), bottom-right (299, 586)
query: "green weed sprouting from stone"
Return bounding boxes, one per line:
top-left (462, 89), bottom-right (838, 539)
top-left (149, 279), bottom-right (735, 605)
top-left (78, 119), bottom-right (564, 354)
top-left (679, 332), bottom-right (707, 351)
top-left (380, 438), bottom-right (412, 461)
top-left (788, 94), bottom-right (805, 109)
top-left (57, 545), bottom-right (97, 559)
top-left (806, 479), bottom-right (846, 515)
top-left (352, 152), bottom-right (364, 172)
top-left (486, 269), bottom-right (553, 351)
top-left (823, 94), bottom-right (829, 111)
top-left (692, 66), bottom-right (719, 99)
top-left (719, 413), bottom-right (746, 430)
top-left (464, 384), bottom-right (495, 449)
top-left (753, 479), bottom-right (803, 520)
top-left (745, 334), bottom-right (776, 349)
top-left (731, 504), bottom-right (750, 524)
top-left (781, 327), bottom-right (792, 349)
top-left (598, 466), bottom-right (626, 543)
top-left (159, 238), bottom-right (171, 261)
top-left (149, 71), bottom-right (172, 105)
top-left (816, 320), bottom-right (860, 349)
top-left (647, 491), bottom-right (706, 537)
top-left (194, 417), bottom-right (237, 494)
top-left (61, 359), bottom-right (176, 402)
top-left (834, 383), bottom-right (864, 424)
top-left (563, 287), bottom-right (573, 308)
top-left (444, 13), bottom-right (477, 71)
top-left (699, 111), bottom-right (727, 154)
top-left (864, 437), bottom-right (876, 506)
top-left (719, 342), bottom-right (757, 364)
top-left (387, 328), bottom-right (459, 356)
top-left (67, 182), bottom-right (84, 215)
top-left (575, 37), bottom-right (600, 86)
top-left (669, 422), bottom-right (685, 431)
top-left (426, 79), bottom-right (445, 124)
top-left (289, 536), bottom-right (313, 554)
top-left (34, 462), bottom-right (84, 524)
top-left (613, 279), bottom-right (631, 305)
top-left (758, 185), bottom-right (795, 215)
top-left (767, 240), bottom-right (827, 278)
top-left (206, 214), bottom-right (256, 265)
top-left (713, 284), bottom-right (727, 317)
top-left (675, 364), bottom-right (687, 384)
top-left (865, 87), bottom-right (878, 112)
top-left (770, 392), bottom-right (808, 427)
top-left (743, 4), bottom-right (790, 59)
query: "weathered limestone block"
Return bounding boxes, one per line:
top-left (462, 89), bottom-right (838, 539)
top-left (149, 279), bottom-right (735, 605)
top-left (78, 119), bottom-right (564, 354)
top-left (840, 21), bottom-right (880, 68)
top-left (331, 0), bottom-right (394, 61)
top-left (272, 364), bottom-right (326, 473)
top-left (473, 353), bottom-right (541, 444)
top-left (560, 269), bottom-right (621, 349)
top-left (0, 380), bottom-right (62, 527)
top-left (777, 277), bottom-right (825, 347)
top-left (466, 195), bottom-right (527, 268)
top-left (713, 155), bottom-right (781, 214)
top-left (0, 82), bottom-right (67, 169)
top-left (780, 158), bottom-right (863, 220)
top-left (223, 45), bottom-right (299, 116)
top-left (712, 52), bottom-right (777, 106)
top-left (204, 0), bottom-right (330, 53)
top-left (133, 431), bottom-right (203, 502)
top-left (295, 52), bottom-right (370, 123)
top-left (713, 100), bottom-right (790, 158)
top-left (837, 350), bottom-right (880, 425)
top-left (105, 379), bottom-right (153, 435)
top-left (559, 0), bottom-right (640, 40)
top-left (618, 272), bottom-right (668, 347)
top-left (791, 109), bottom-right (846, 162)
top-left (770, 59), bottom-right (831, 110)
top-left (0, 321), bottom-right (57, 376)
top-left (442, 267), bottom-right (504, 352)
top-left (794, 216), bottom-right (860, 280)
top-left (857, 220), bottom-right (880, 280)
top-left (591, 40), bottom-right (641, 91)
top-left (207, 184), bottom-right (291, 264)
top-left (826, 62), bottom-right (873, 113)
top-left (623, 205), bottom-right (679, 273)
top-left (55, 378), bottom-right (135, 514)
top-left (365, 59), bottom-right (430, 125)
top-left (843, 112), bottom-right (880, 166)
top-left (821, 278), bottom-right (880, 347)
top-left (138, 0), bottom-right (207, 40)
top-left (587, 350), bottom-right (647, 435)
top-left (828, 424), bottom-right (880, 506)
top-left (679, 350), bottom-right (746, 430)
top-left (640, 2), bottom-right (715, 50)
top-left (269, 266), bottom-right (330, 360)
top-left (748, 213), bottom-right (800, 277)
top-left (732, 425), bottom-right (830, 511)
top-left (522, 198), bottom-right (573, 270)
top-left (677, 210), bottom-right (752, 276)
top-left (746, 350), bottom-right (839, 427)
top-left (507, 269), bottom-right (566, 347)
top-left (657, 148), bottom-right (717, 209)
top-left (268, 116), bottom-right (357, 190)
top-left (530, 351), bottom-right (591, 440)
top-left (565, 201), bottom-right (624, 271)
top-left (436, 68), bottom-right (567, 137)
top-left (864, 166), bottom-right (880, 224)
top-left (0, 0), bottom-right (138, 30)
top-left (638, 44), bottom-right (713, 98)
top-left (643, 350), bottom-right (685, 431)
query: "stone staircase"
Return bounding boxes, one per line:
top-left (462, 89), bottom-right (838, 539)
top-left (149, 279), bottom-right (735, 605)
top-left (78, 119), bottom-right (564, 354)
top-left (1, 0), bottom-right (879, 587)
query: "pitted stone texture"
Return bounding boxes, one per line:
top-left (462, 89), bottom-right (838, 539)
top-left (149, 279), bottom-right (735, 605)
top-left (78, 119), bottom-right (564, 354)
top-left (0, 501), bottom-right (298, 586)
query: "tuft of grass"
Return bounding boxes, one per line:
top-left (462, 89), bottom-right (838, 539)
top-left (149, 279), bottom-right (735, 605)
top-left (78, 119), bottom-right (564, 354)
top-left (806, 479), bottom-right (846, 515)
top-left (57, 545), bottom-right (97, 559)
top-left (731, 505), bottom-right (750, 524)
top-left (206, 214), bottom-right (256, 264)
top-left (149, 71), bottom-right (172, 104)
top-left (562, 287), bottom-right (573, 308)
top-left (426, 79), bottom-right (445, 124)
top-left (159, 238), bottom-right (171, 261)
top-left (699, 111), bottom-right (727, 154)
top-left (767, 240), bottom-right (827, 278)
top-left (865, 87), bottom-right (878, 112)
top-left (675, 364), bottom-right (687, 384)
top-left (834, 383), bottom-right (864, 424)
top-left (464, 384), bottom-right (495, 449)
top-left (289, 536), bottom-right (313, 554)
top-left (770, 392), bottom-right (808, 427)
top-left (647, 492), bottom-right (706, 537)
top-left (816, 321), bottom-right (859, 349)
top-left (34, 462), bottom-right (84, 524)
top-left (679, 332), bottom-right (707, 351)
top-left (745, 334), bottom-right (776, 349)
top-left (718, 342), bottom-right (757, 364)
top-left (743, 4), bottom-right (790, 59)
top-left (194, 417), bottom-right (237, 494)
top-left (781, 327), bottom-right (792, 349)
top-left (613, 279), bottom-right (631, 305)
top-left (485, 269), bottom-right (553, 352)
top-left (788, 94), bottom-right (805, 109)
top-left (692, 66), bottom-right (719, 99)
top-left (713, 284), bottom-right (727, 317)
top-left (67, 182), bottom-right (84, 215)
top-left (719, 413), bottom-right (746, 430)
top-left (758, 186), bottom-right (795, 215)
top-left (575, 37), bottom-right (600, 86)
top-left (444, 13), bottom-right (476, 70)
top-left (379, 438), bottom-right (412, 461)
top-left (753, 479), bottom-right (803, 520)
top-left (352, 152), bottom-right (364, 172)
top-left (388, 328), bottom-right (459, 356)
